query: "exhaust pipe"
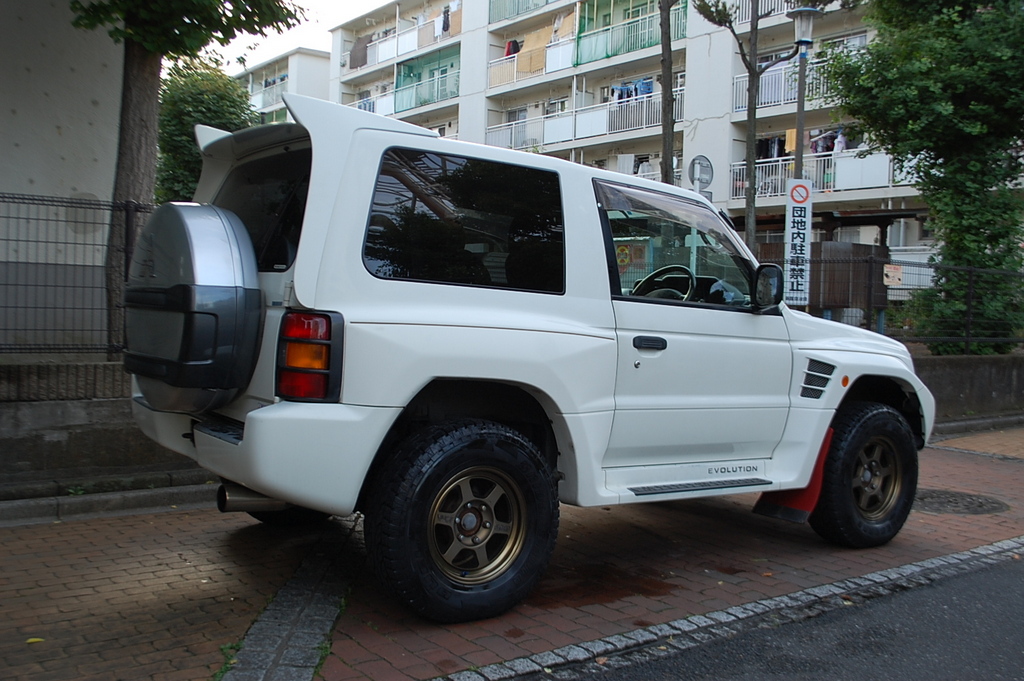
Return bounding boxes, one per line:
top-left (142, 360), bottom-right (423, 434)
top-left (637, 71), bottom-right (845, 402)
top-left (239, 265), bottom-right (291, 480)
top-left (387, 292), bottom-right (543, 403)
top-left (217, 481), bottom-right (290, 513)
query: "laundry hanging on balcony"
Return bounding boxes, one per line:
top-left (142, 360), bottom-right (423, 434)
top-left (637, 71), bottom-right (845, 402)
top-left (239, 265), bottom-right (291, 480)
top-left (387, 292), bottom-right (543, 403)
top-left (350, 35), bottom-right (370, 69)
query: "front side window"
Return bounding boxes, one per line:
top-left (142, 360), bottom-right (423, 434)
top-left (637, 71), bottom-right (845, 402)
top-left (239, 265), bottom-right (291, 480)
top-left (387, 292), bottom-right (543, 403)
top-left (596, 180), bottom-right (754, 307)
top-left (364, 148), bottom-right (565, 293)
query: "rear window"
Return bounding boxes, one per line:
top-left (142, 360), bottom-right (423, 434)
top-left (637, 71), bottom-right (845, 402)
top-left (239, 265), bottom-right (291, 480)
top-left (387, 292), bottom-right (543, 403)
top-left (363, 148), bottom-right (565, 293)
top-left (213, 146), bottom-right (312, 272)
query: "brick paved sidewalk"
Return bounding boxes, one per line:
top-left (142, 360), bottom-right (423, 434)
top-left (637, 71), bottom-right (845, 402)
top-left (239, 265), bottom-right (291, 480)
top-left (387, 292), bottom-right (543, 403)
top-left (319, 437), bottom-right (1024, 681)
top-left (2, 430), bottom-right (1022, 681)
top-left (0, 511), bottom-right (328, 681)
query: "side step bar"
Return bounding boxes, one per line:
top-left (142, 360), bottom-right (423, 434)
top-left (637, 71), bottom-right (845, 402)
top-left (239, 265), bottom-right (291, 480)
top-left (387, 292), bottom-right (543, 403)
top-left (629, 478), bottom-right (772, 496)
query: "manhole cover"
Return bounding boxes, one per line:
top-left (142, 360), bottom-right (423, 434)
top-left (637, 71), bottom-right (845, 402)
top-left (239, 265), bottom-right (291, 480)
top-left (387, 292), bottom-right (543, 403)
top-left (915, 489), bottom-right (1010, 515)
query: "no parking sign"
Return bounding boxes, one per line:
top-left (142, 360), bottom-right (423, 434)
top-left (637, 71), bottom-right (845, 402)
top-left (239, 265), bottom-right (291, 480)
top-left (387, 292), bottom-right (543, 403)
top-left (784, 179), bottom-right (813, 306)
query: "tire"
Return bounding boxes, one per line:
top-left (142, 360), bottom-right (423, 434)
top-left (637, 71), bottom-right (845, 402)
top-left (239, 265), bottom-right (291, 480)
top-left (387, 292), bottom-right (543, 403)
top-left (365, 419), bottom-right (559, 623)
top-left (247, 507), bottom-right (331, 525)
top-left (809, 402), bottom-right (918, 548)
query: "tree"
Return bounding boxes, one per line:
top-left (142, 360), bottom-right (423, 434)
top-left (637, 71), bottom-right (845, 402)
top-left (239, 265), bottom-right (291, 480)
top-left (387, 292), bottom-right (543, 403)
top-left (822, 0), bottom-right (1024, 353)
top-left (658, 0), bottom-right (680, 185)
top-left (693, 0), bottom-right (859, 253)
top-left (68, 1), bottom-right (303, 356)
top-left (157, 59), bottom-right (259, 203)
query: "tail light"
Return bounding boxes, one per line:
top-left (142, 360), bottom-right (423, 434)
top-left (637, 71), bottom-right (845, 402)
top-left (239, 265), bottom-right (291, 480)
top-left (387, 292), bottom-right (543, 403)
top-left (276, 310), bottom-right (343, 401)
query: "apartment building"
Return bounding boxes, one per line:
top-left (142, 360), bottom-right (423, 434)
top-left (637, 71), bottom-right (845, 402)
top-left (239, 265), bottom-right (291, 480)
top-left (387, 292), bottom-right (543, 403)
top-left (238, 47), bottom-right (331, 123)
top-left (318, 0), bottom-right (931, 255)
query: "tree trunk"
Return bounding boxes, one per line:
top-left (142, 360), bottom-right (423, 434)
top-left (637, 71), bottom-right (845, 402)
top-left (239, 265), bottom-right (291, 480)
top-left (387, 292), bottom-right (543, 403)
top-left (743, 0), bottom-right (760, 256)
top-left (659, 0), bottom-right (678, 185)
top-left (107, 39), bottom-right (162, 358)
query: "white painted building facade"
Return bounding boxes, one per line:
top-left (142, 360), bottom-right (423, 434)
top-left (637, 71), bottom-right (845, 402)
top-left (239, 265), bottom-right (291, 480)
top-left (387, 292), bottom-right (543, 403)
top-left (327, 0), bottom-right (932, 253)
top-left (236, 48), bottom-right (331, 124)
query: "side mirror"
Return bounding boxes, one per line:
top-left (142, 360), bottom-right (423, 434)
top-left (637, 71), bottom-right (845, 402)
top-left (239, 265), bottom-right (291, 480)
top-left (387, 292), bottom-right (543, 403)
top-left (753, 264), bottom-right (784, 312)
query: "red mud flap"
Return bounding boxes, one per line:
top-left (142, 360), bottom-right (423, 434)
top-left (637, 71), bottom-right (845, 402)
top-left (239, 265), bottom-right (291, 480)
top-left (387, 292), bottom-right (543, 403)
top-left (753, 428), bottom-right (834, 524)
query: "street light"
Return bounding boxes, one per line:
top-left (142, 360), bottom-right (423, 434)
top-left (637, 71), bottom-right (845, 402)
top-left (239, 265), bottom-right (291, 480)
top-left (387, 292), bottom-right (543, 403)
top-left (786, 6), bottom-right (823, 183)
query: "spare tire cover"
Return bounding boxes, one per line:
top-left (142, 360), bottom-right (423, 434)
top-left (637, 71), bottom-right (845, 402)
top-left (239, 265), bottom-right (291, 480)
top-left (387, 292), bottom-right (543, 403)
top-left (124, 203), bottom-right (262, 414)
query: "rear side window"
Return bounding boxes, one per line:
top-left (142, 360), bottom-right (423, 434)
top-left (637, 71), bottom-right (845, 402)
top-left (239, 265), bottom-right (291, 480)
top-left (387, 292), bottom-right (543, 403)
top-left (364, 148), bottom-right (565, 293)
top-left (213, 146), bottom-right (312, 272)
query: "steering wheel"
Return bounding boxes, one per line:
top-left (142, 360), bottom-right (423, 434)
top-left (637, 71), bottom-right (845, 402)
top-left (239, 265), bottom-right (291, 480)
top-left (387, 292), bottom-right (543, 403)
top-left (631, 265), bottom-right (696, 301)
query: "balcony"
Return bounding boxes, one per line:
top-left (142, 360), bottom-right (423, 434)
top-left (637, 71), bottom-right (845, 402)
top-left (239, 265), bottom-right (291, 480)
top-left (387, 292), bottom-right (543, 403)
top-left (485, 88), bottom-right (684, 150)
top-left (728, 150), bottom-right (914, 200)
top-left (733, 0), bottom-right (794, 24)
top-left (732, 58), bottom-right (832, 112)
top-left (576, 6), bottom-right (686, 66)
top-left (489, 0), bottom-right (554, 23)
top-left (348, 90), bottom-right (395, 117)
top-left (394, 70), bottom-right (461, 112)
top-left (488, 38), bottom-right (575, 87)
top-left (250, 81), bottom-right (286, 109)
top-left (341, 9), bottom-right (461, 73)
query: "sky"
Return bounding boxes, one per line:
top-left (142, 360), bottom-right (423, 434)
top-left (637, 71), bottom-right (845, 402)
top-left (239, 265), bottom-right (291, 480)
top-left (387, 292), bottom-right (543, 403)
top-left (213, 0), bottom-right (392, 74)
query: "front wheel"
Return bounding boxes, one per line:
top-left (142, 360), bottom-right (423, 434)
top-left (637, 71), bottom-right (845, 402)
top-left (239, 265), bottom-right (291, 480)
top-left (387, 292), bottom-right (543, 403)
top-left (809, 402), bottom-right (918, 548)
top-left (365, 420), bottom-right (559, 623)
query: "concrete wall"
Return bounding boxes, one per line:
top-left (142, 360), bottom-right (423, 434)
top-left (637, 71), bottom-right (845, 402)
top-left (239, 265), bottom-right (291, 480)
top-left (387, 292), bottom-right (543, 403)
top-left (0, 397), bottom-right (197, 487)
top-left (916, 354), bottom-right (1024, 422)
top-left (0, 355), bottom-right (1020, 490)
top-left (1, 0), bottom-right (123, 200)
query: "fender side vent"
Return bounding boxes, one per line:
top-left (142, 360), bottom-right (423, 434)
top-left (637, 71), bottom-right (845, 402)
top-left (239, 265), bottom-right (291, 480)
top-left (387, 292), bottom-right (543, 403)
top-left (801, 359), bottom-right (836, 399)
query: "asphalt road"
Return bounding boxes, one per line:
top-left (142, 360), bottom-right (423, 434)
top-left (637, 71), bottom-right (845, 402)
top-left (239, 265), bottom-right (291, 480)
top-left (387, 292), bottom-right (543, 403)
top-left (592, 556), bottom-right (1024, 681)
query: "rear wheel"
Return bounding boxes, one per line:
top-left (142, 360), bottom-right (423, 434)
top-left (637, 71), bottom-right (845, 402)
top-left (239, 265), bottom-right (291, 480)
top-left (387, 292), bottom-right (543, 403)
top-left (809, 402), bottom-right (918, 548)
top-left (365, 420), bottom-right (558, 623)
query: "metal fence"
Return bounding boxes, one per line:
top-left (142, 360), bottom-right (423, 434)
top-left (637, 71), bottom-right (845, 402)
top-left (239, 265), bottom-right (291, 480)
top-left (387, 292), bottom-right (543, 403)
top-left (1, 193), bottom-right (1020, 357)
top-left (0, 193), bottom-right (151, 356)
top-left (758, 244), bottom-right (1024, 354)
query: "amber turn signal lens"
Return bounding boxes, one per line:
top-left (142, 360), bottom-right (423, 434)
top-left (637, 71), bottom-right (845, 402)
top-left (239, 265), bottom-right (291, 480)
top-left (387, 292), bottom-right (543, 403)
top-left (285, 342), bottom-right (328, 369)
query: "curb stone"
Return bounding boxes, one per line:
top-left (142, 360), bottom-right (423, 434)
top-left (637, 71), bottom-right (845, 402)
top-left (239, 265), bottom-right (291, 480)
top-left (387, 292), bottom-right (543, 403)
top-left (0, 483), bottom-right (217, 526)
top-left (427, 535), bottom-right (1024, 681)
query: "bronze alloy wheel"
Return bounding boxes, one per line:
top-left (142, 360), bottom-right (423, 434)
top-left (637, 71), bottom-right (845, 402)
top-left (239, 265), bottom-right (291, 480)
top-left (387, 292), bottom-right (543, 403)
top-left (367, 420), bottom-right (559, 622)
top-left (428, 466), bottom-right (527, 586)
top-left (809, 402), bottom-right (918, 548)
top-left (852, 436), bottom-right (904, 521)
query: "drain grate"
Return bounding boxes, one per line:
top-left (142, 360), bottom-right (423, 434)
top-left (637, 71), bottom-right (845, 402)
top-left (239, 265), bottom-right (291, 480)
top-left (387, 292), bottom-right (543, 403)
top-left (915, 489), bottom-right (1010, 515)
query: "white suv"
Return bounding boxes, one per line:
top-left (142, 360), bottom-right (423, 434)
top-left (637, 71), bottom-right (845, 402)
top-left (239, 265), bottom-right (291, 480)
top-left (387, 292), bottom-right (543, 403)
top-left (125, 95), bottom-right (935, 623)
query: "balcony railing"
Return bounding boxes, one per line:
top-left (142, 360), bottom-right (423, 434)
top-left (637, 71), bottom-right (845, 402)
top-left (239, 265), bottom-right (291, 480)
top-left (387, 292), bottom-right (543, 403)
top-left (485, 88), bottom-right (684, 150)
top-left (733, 0), bottom-right (795, 24)
top-left (488, 38), bottom-right (575, 87)
top-left (341, 11), bottom-right (461, 73)
top-left (489, 0), bottom-right (553, 23)
top-left (729, 150), bottom-right (914, 200)
top-left (733, 58), bottom-right (832, 112)
top-left (394, 71), bottom-right (460, 112)
top-left (636, 169), bottom-right (685, 186)
top-left (251, 81), bottom-right (286, 109)
top-left (576, 6), bottom-right (686, 65)
top-left (348, 90), bottom-right (396, 117)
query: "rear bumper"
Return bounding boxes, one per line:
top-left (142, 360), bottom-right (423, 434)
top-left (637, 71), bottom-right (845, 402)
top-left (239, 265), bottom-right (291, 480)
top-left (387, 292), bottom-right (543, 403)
top-left (132, 397), bottom-right (401, 516)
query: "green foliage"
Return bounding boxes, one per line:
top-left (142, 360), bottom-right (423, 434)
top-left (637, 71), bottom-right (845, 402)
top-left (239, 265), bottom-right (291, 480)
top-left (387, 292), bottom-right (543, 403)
top-left (822, 0), bottom-right (1024, 354)
top-left (156, 59), bottom-right (258, 203)
top-left (905, 271), bottom-right (1024, 355)
top-left (69, 0), bottom-right (303, 58)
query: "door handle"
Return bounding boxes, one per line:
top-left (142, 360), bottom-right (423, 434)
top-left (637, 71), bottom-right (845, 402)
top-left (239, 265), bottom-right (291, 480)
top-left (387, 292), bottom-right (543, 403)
top-left (633, 336), bottom-right (667, 351)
